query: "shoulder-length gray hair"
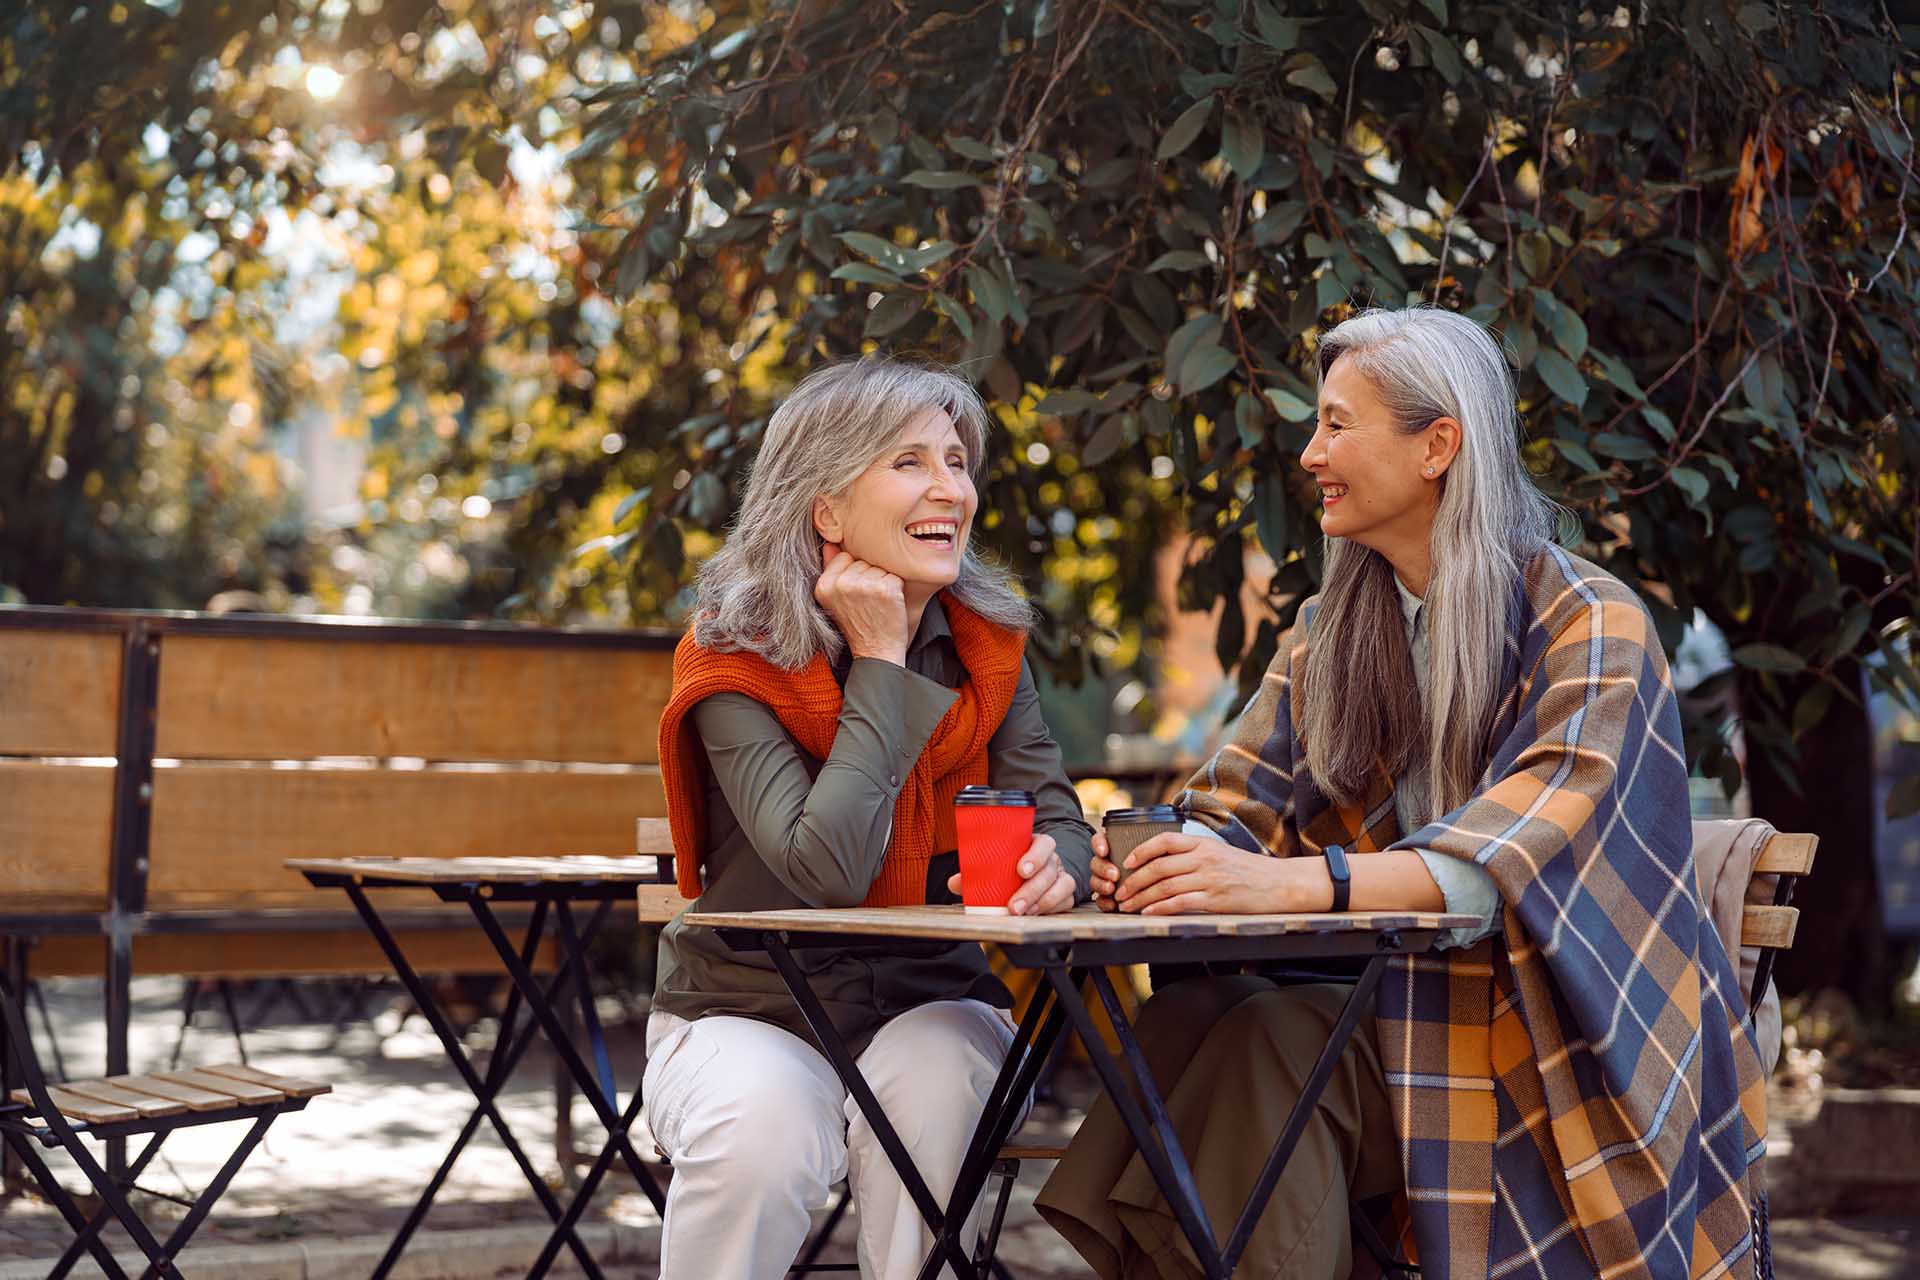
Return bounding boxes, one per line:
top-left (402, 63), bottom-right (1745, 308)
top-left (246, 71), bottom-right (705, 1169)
top-left (1300, 307), bottom-right (1561, 817)
top-left (691, 356), bottom-right (1033, 670)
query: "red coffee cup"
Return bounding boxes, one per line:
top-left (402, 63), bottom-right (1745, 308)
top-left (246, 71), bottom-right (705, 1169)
top-left (954, 786), bottom-right (1036, 914)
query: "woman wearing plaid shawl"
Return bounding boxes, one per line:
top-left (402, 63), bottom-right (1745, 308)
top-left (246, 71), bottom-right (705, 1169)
top-left (1037, 308), bottom-right (1769, 1278)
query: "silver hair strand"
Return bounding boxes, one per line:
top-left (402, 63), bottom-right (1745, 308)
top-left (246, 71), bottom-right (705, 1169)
top-left (1299, 306), bottom-right (1563, 815)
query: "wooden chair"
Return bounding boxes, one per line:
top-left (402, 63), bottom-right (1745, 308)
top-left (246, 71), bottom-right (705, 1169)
top-left (0, 971), bottom-right (328, 1279)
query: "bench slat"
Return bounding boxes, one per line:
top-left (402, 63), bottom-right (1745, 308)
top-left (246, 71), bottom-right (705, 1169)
top-left (997, 1144), bottom-right (1068, 1162)
top-left (146, 765), bottom-right (664, 909)
top-left (11, 1086), bottom-right (139, 1125)
top-left (103, 1074), bottom-right (245, 1112)
top-left (156, 635), bottom-right (673, 764)
top-left (635, 818), bottom-right (675, 856)
top-left (150, 1069), bottom-right (283, 1105)
top-left (0, 761), bottom-right (114, 912)
top-left (198, 1063), bottom-right (331, 1099)
top-left (0, 630), bottom-right (122, 755)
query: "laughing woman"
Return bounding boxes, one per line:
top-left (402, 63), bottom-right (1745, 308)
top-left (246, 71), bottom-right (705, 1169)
top-left (649, 357), bottom-right (1093, 1279)
top-left (1036, 308), bottom-right (1768, 1279)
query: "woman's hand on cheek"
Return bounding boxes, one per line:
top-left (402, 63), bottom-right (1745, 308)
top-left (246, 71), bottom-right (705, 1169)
top-left (815, 541), bottom-right (910, 665)
top-left (1113, 833), bottom-right (1293, 915)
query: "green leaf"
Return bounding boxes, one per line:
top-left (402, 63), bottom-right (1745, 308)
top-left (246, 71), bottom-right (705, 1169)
top-left (899, 239), bottom-right (960, 271)
top-left (1035, 389), bottom-right (1102, 415)
top-left (1731, 643), bottom-right (1807, 674)
top-left (1147, 249), bottom-right (1211, 272)
top-left (1164, 314), bottom-right (1224, 383)
top-left (1420, 0), bottom-right (1447, 21)
top-left (839, 230), bottom-right (907, 266)
top-left (967, 266), bottom-right (1011, 325)
top-left (1084, 414), bottom-right (1129, 466)
top-left (1554, 439), bottom-right (1602, 472)
top-left (1286, 62), bottom-right (1338, 102)
top-left (1534, 349), bottom-right (1589, 410)
top-left (1792, 682), bottom-right (1834, 738)
top-left (1641, 405), bottom-right (1676, 442)
top-left (945, 134), bottom-right (999, 163)
top-left (931, 291), bottom-right (973, 341)
top-left (1178, 341), bottom-right (1240, 396)
top-left (612, 486), bottom-right (651, 528)
top-left (831, 262), bottom-right (905, 286)
top-left (863, 292), bottom-right (922, 338)
top-left (1082, 157), bottom-right (1135, 189)
top-left (1221, 113), bottom-right (1264, 181)
top-left (1671, 466), bottom-right (1709, 507)
top-left (1263, 385), bottom-right (1315, 421)
top-left (1252, 2), bottom-right (1298, 50)
top-left (1252, 201), bottom-right (1308, 246)
top-left (1157, 97), bottom-right (1215, 162)
top-left (1589, 351), bottom-right (1651, 401)
top-left (1592, 431), bottom-right (1656, 461)
top-left (902, 170), bottom-right (981, 189)
top-left (1417, 28), bottom-right (1464, 84)
top-left (1234, 393), bottom-right (1266, 448)
top-left (1532, 288), bottom-right (1588, 361)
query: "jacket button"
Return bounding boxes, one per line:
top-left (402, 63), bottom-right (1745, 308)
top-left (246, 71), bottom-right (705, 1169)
top-left (888, 773), bottom-right (900, 787)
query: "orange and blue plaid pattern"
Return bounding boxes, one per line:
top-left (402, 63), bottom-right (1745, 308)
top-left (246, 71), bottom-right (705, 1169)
top-left (1179, 547), bottom-right (1766, 1278)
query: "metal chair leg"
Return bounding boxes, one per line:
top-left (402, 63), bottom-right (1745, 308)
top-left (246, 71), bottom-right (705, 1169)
top-left (790, 1183), bottom-right (854, 1273)
top-left (972, 1158), bottom-right (1019, 1272)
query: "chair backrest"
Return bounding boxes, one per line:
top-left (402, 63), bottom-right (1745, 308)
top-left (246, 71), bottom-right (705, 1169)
top-left (635, 818), bottom-right (687, 924)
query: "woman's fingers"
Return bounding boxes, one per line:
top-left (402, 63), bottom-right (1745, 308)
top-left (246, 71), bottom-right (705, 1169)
top-left (1016, 833), bottom-right (1057, 879)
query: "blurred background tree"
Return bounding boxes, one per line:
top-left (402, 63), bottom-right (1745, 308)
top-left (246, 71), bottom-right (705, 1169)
top-left (2, 0), bottom-right (1915, 1009)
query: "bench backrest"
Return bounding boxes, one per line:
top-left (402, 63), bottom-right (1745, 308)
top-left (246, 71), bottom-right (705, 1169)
top-left (1, 607), bottom-right (676, 975)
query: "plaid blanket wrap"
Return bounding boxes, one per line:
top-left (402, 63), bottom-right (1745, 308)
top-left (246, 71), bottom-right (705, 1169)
top-left (1178, 546), bottom-right (1768, 1278)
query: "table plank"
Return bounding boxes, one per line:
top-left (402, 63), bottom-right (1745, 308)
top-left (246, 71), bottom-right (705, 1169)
top-left (682, 903), bottom-right (1479, 945)
top-left (285, 855), bottom-right (662, 884)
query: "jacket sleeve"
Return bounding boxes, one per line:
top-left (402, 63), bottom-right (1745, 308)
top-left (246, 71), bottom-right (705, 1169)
top-left (690, 659), bottom-right (957, 907)
top-left (984, 657), bottom-right (1096, 898)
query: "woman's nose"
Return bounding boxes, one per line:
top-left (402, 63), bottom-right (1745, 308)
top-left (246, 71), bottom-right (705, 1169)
top-left (1299, 426), bottom-right (1326, 472)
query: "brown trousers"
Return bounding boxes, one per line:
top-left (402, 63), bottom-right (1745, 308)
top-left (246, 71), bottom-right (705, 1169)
top-left (1034, 978), bottom-right (1400, 1279)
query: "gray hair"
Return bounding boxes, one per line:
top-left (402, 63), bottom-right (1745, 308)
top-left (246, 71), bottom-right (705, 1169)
top-left (1299, 307), bottom-right (1561, 816)
top-left (692, 356), bottom-right (1033, 669)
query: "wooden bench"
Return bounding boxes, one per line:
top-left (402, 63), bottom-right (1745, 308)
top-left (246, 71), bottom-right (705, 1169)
top-left (0, 605), bottom-right (675, 1103)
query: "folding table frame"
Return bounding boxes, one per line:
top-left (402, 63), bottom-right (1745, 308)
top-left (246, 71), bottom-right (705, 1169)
top-left (710, 915), bottom-right (1446, 1280)
top-left (295, 860), bottom-right (665, 1280)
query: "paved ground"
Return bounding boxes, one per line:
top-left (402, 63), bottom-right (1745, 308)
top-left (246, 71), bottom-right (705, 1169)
top-left (2, 976), bottom-right (1914, 1277)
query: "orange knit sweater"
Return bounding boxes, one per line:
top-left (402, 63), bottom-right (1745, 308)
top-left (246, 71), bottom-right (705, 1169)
top-left (657, 595), bottom-right (1027, 906)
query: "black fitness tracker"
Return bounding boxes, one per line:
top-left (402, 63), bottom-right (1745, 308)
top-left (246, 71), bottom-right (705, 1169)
top-left (1323, 842), bottom-right (1352, 912)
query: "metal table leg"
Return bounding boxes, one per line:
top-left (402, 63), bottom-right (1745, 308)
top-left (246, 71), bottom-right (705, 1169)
top-left (1041, 951), bottom-right (1394, 1278)
top-left (763, 931), bottom-right (1037, 1280)
top-left (341, 884), bottom-right (607, 1280)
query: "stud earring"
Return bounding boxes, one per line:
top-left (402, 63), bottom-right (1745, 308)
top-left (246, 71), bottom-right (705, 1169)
top-left (1424, 467), bottom-right (1435, 477)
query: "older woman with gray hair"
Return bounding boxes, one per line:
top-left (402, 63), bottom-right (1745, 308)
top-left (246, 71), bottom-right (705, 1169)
top-left (648, 356), bottom-right (1094, 1278)
top-left (1038, 308), bottom-right (1768, 1280)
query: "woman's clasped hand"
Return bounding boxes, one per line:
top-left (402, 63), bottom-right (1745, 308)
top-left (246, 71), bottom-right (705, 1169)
top-left (1088, 831), bottom-right (1331, 916)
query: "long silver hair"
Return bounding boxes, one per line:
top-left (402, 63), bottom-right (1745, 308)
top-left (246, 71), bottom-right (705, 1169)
top-left (692, 356), bottom-right (1032, 669)
top-left (1299, 307), bottom-right (1560, 817)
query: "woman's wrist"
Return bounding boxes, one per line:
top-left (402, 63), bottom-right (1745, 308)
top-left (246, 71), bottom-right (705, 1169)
top-left (1286, 855), bottom-right (1337, 912)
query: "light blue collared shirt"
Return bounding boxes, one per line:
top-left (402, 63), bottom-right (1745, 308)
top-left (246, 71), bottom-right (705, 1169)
top-left (1392, 574), bottom-right (1501, 949)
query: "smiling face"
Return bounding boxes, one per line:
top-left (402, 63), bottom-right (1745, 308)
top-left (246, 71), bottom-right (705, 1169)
top-left (1299, 354), bottom-right (1457, 571)
top-left (812, 407), bottom-right (978, 599)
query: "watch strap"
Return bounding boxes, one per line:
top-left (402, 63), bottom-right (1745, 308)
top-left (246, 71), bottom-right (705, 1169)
top-left (1323, 843), bottom-right (1352, 913)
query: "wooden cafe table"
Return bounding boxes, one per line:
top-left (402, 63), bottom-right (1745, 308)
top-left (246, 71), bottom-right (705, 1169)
top-left (289, 856), bottom-right (667, 1280)
top-left (685, 902), bottom-right (1478, 1280)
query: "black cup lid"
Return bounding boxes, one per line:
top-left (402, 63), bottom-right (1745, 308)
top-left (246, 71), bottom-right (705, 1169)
top-left (954, 786), bottom-right (1036, 807)
top-left (1102, 804), bottom-right (1185, 825)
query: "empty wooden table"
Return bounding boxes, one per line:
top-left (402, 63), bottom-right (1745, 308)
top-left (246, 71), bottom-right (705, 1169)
top-left (291, 856), bottom-right (665, 1280)
top-left (685, 903), bottom-right (1477, 1280)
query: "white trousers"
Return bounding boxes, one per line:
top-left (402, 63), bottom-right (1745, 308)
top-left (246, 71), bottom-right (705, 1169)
top-left (643, 1000), bottom-right (1022, 1280)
